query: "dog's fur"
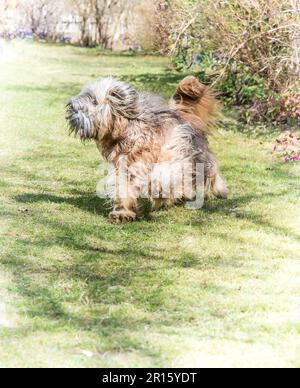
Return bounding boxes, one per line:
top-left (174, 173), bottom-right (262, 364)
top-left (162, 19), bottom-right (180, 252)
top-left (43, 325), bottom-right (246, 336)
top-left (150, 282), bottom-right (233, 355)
top-left (66, 76), bottom-right (228, 223)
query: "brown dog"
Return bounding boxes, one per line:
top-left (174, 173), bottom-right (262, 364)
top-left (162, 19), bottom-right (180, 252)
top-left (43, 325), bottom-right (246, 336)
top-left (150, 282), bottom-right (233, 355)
top-left (66, 76), bottom-right (228, 223)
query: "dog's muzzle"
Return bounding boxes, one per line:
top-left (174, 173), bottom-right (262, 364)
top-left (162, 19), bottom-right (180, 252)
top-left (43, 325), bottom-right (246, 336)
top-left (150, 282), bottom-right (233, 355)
top-left (66, 99), bottom-right (94, 140)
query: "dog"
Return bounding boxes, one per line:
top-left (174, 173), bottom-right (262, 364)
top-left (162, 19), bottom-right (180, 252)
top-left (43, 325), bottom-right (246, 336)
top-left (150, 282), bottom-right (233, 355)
top-left (66, 76), bottom-right (228, 223)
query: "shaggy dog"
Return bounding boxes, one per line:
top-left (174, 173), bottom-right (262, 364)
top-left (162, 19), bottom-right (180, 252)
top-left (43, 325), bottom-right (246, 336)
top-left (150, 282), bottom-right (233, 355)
top-left (66, 76), bottom-right (228, 223)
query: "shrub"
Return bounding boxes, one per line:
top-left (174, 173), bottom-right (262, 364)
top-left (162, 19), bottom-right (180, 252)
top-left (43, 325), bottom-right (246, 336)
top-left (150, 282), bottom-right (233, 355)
top-left (168, 0), bottom-right (300, 90)
top-left (273, 131), bottom-right (300, 162)
top-left (163, 0), bottom-right (300, 122)
top-left (198, 0), bottom-right (299, 92)
top-left (278, 92), bottom-right (300, 123)
top-left (242, 91), bottom-right (300, 124)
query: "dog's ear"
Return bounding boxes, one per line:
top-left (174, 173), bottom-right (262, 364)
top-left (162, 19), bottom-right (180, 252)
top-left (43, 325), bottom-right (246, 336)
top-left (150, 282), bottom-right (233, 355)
top-left (89, 78), bottom-right (139, 120)
top-left (106, 81), bottom-right (139, 119)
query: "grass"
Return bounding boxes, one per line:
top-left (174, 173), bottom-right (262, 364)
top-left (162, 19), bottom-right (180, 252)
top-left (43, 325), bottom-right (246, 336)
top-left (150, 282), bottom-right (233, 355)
top-left (0, 40), bottom-right (300, 368)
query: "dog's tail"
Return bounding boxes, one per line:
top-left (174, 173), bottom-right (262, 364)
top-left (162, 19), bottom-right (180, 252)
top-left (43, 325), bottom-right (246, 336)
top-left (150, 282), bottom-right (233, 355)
top-left (171, 76), bottom-right (222, 135)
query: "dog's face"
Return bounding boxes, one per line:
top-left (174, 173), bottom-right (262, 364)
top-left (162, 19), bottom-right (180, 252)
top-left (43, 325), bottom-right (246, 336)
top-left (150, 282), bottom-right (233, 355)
top-left (66, 77), bottom-right (139, 141)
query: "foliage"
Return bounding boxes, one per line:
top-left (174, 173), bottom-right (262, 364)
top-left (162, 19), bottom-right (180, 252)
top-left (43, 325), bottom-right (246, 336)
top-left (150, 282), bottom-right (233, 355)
top-left (273, 131), bottom-right (300, 162)
top-left (200, 0), bottom-right (299, 92)
top-left (168, 0), bottom-right (300, 88)
top-left (162, 0), bottom-right (300, 122)
top-left (237, 90), bottom-right (300, 125)
top-left (278, 92), bottom-right (300, 122)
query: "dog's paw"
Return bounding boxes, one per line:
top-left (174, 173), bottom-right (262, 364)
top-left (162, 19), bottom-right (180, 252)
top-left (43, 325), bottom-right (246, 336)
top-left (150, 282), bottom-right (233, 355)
top-left (109, 210), bottom-right (137, 224)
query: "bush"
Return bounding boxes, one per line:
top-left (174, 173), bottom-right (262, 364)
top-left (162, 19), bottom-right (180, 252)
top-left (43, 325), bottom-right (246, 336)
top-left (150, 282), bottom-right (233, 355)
top-left (239, 89), bottom-right (300, 125)
top-left (162, 0), bottom-right (300, 122)
top-left (273, 131), bottom-right (300, 162)
top-left (278, 92), bottom-right (300, 123)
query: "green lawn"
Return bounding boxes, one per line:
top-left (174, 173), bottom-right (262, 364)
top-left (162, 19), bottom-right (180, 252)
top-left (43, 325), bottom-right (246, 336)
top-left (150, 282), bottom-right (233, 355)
top-left (0, 41), bottom-right (300, 368)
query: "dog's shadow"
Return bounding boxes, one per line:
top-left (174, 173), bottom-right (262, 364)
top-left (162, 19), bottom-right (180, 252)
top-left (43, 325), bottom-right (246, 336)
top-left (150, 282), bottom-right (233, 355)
top-left (14, 193), bottom-right (153, 221)
top-left (14, 191), bottom-right (236, 225)
top-left (15, 193), bottom-right (111, 218)
top-left (13, 191), bottom-right (300, 242)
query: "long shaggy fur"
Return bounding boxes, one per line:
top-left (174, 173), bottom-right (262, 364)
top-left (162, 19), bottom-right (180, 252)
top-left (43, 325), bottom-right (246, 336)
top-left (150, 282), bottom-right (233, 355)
top-left (66, 76), bottom-right (228, 223)
top-left (171, 76), bottom-right (222, 135)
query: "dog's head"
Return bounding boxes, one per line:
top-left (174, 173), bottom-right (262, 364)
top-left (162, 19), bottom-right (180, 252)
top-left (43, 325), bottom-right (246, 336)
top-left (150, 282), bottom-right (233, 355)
top-left (66, 77), bottom-right (139, 141)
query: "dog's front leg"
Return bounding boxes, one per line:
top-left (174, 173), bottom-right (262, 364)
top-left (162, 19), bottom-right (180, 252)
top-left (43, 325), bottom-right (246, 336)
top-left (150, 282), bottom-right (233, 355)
top-left (109, 174), bottom-right (139, 223)
top-left (109, 196), bottom-right (138, 224)
top-left (108, 160), bottom-right (142, 223)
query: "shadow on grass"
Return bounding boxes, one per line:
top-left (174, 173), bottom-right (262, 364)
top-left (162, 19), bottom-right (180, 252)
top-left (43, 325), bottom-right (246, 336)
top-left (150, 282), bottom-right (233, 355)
top-left (5, 71), bottom-right (191, 98)
top-left (1, 211), bottom-right (188, 360)
top-left (14, 193), bottom-right (153, 221)
top-left (14, 166), bottom-right (300, 241)
top-left (120, 72), bottom-right (194, 98)
top-left (2, 175), bottom-right (299, 359)
top-left (15, 193), bottom-right (112, 218)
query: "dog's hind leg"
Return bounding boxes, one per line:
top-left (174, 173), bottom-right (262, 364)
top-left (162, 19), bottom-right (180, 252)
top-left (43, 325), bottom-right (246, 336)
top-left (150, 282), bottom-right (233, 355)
top-left (151, 198), bottom-right (176, 210)
top-left (205, 154), bottom-right (229, 199)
